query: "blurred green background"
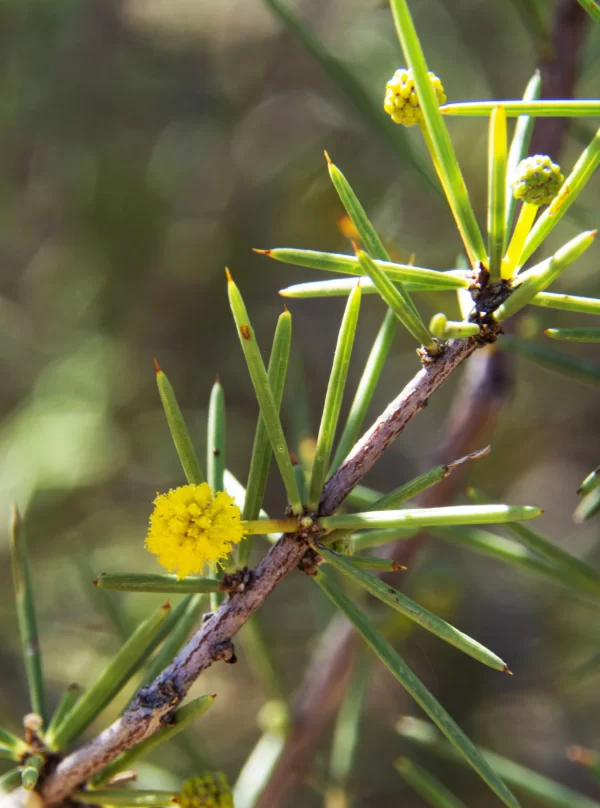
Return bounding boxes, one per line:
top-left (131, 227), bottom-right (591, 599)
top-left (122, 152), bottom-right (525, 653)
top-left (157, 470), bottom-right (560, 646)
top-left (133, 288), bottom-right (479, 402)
top-left (0, 0), bottom-right (599, 804)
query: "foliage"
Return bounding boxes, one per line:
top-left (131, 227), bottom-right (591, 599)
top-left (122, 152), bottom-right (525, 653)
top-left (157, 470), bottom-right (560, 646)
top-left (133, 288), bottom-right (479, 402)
top-left (1, 1), bottom-right (600, 807)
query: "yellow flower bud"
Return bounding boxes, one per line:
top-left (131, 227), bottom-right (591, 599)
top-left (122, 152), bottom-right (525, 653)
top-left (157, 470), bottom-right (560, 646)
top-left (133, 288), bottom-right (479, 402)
top-left (384, 68), bottom-right (446, 126)
top-left (145, 484), bottom-right (245, 579)
top-left (512, 154), bottom-right (564, 206)
top-left (175, 774), bottom-right (233, 808)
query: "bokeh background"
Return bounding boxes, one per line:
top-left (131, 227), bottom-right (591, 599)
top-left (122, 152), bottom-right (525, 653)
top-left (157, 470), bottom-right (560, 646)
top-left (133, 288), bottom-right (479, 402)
top-left (0, 0), bottom-right (599, 805)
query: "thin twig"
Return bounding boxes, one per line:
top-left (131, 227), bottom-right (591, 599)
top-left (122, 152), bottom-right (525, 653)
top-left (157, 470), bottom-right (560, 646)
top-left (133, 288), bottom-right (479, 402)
top-left (42, 535), bottom-right (308, 804)
top-left (318, 337), bottom-right (481, 515)
top-left (42, 332), bottom-right (493, 804)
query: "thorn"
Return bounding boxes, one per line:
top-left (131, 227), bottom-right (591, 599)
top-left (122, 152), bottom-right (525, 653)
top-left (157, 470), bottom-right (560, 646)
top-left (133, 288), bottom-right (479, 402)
top-left (107, 771), bottom-right (137, 786)
top-left (161, 600), bottom-right (171, 611)
top-left (391, 561), bottom-right (407, 571)
top-left (503, 665), bottom-right (513, 675)
top-left (324, 150), bottom-right (332, 165)
top-left (252, 248), bottom-right (271, 256)
top-left (283, 304), bottom-right (290, 313)
top-left (210, 694), bottom-right (218, 700)
top-left (153, 356), bottom-right (161, 373)
top-left (290, 452), bottom-right (299, 466)
top-left (350, 239), bottom-right (361, 256)
top-left (92, 578), bottom-right (99, 586)
top-left (445, 446), bottom-right (491, 477)
top-left (408, 252), bottom-right (416, 266)
top-left (225, 267), bottom-right (233, 282)
top-left (215, 373), bottom-right (220, 384)
top-left (279, 290), bottom-right (290, 297)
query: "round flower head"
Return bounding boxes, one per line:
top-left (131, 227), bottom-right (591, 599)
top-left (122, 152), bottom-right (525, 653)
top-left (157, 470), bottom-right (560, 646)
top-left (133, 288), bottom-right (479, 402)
top-left (175, 773), bottom-right (233, 808)
top-left (384, 68), bottom-right (446, 126)
top-left (512, 154), bottom-right (564, 206)
top-left (145, 483), bottom-right (245, 579)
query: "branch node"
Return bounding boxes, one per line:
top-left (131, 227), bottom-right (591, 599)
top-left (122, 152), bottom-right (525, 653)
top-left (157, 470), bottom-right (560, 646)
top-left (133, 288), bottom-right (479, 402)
top-left (221, 567), bottom-right (254, 593)
top-left (212, 639), bottom-right (237, 664)
top-left (135, 678), bottom-right (184, 715)
top-left (297, 547), bottom-right (322, 577)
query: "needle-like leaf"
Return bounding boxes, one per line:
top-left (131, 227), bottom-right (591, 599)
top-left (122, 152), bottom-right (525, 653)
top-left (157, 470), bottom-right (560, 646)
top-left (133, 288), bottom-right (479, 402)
top-left (389, 0), bottom-right (487, 267)
top-left (207, 379), bottom-right (226, 493)
top-left (49, 602), bottom-right (171, 751)
top-left (10, 506), bottom-right (46, 724)
top-left (545, 328), bottom-right (600, 342)
top-left (500, 336), bottom-right (600, 386)
top-left (227, 270), bottom-right (302, 514)
top-left (317, 545), bottom-right (509, 672)
top-left (575, 0), bottom-right (600, 23)
top-left (395, 758), bottom-right (468, 808)
top-left (495, 231), bottom-right (597, 321)
top-left (45, 685), bottom-right (80, 746)
top-left (321, 504), bottom-right (542, 531)
top-left (21, 754), bottom-right (44, 791)
top-left (468, 488), bottom-right (600, 598)
top-left (530, 291), bottom-right (600, 316)
top-left (398, 717), bottom-right (600, 808)
top-left (442, 100), bottom-right (600, 117)
top-left (487, 107), bottom-right (507, 279)
top-left (432, 526), bottom-right (600, 600)
top-left (308, 281), bottom-right (362, 511)
top-left (260, 248), bottom-right (470, 288)
top-left (314, 567), bottom-right (520, 808)
top-left (154, 360), bottom-right (204, 485)
top-left (280, 275), bottom-right (465, 298)
top-left (239, 309), bottom-right (292, 566)
top-left (357, 250), bottom-right (438, 353)
top-left (75, 790), bottom-right (176, 807)
top-left (578, 466), bottom-right (600, 498)
top-left (94, 573), bottom-right (222, 594)
top-left (327, 652), bottom-right (371, 800)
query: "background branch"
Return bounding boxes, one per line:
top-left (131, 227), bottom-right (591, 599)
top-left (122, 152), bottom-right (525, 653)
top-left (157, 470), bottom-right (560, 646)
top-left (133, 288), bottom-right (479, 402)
top-left (256, 346), bottom-right (509, 807)
top-left (530, 0), bottom-right (588, 156)
top-left (255, 3), bottom-right (591, 802)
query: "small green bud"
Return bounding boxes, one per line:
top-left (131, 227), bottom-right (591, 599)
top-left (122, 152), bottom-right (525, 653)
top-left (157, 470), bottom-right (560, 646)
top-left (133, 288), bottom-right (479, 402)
top-left (257, 699), bottom-right (290, 733)
top-left (384, 68), bottom-right (446, 126)
top-left (331, 537), bottom-right (353, 555)
top-left (512, 155), bottom-right (564, 206)
top-left (177, 774), bottom-right (233, 808)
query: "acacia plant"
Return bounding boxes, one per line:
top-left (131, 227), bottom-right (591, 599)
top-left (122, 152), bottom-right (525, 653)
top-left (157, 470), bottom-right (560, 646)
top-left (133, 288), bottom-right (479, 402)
top-left (2, 1), bottom-right (600, 807)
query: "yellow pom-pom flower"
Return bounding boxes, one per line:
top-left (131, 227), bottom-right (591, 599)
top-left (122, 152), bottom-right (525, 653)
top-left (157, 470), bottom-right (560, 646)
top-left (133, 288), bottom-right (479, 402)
top-left (512, 154), bottom-right (564, 206)
top-left (145, 483), bottom-right (245, 579)
top-left (175, 773), bottom-right (233, 808)
top-left (384, 67), bottom-right (446, 126)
